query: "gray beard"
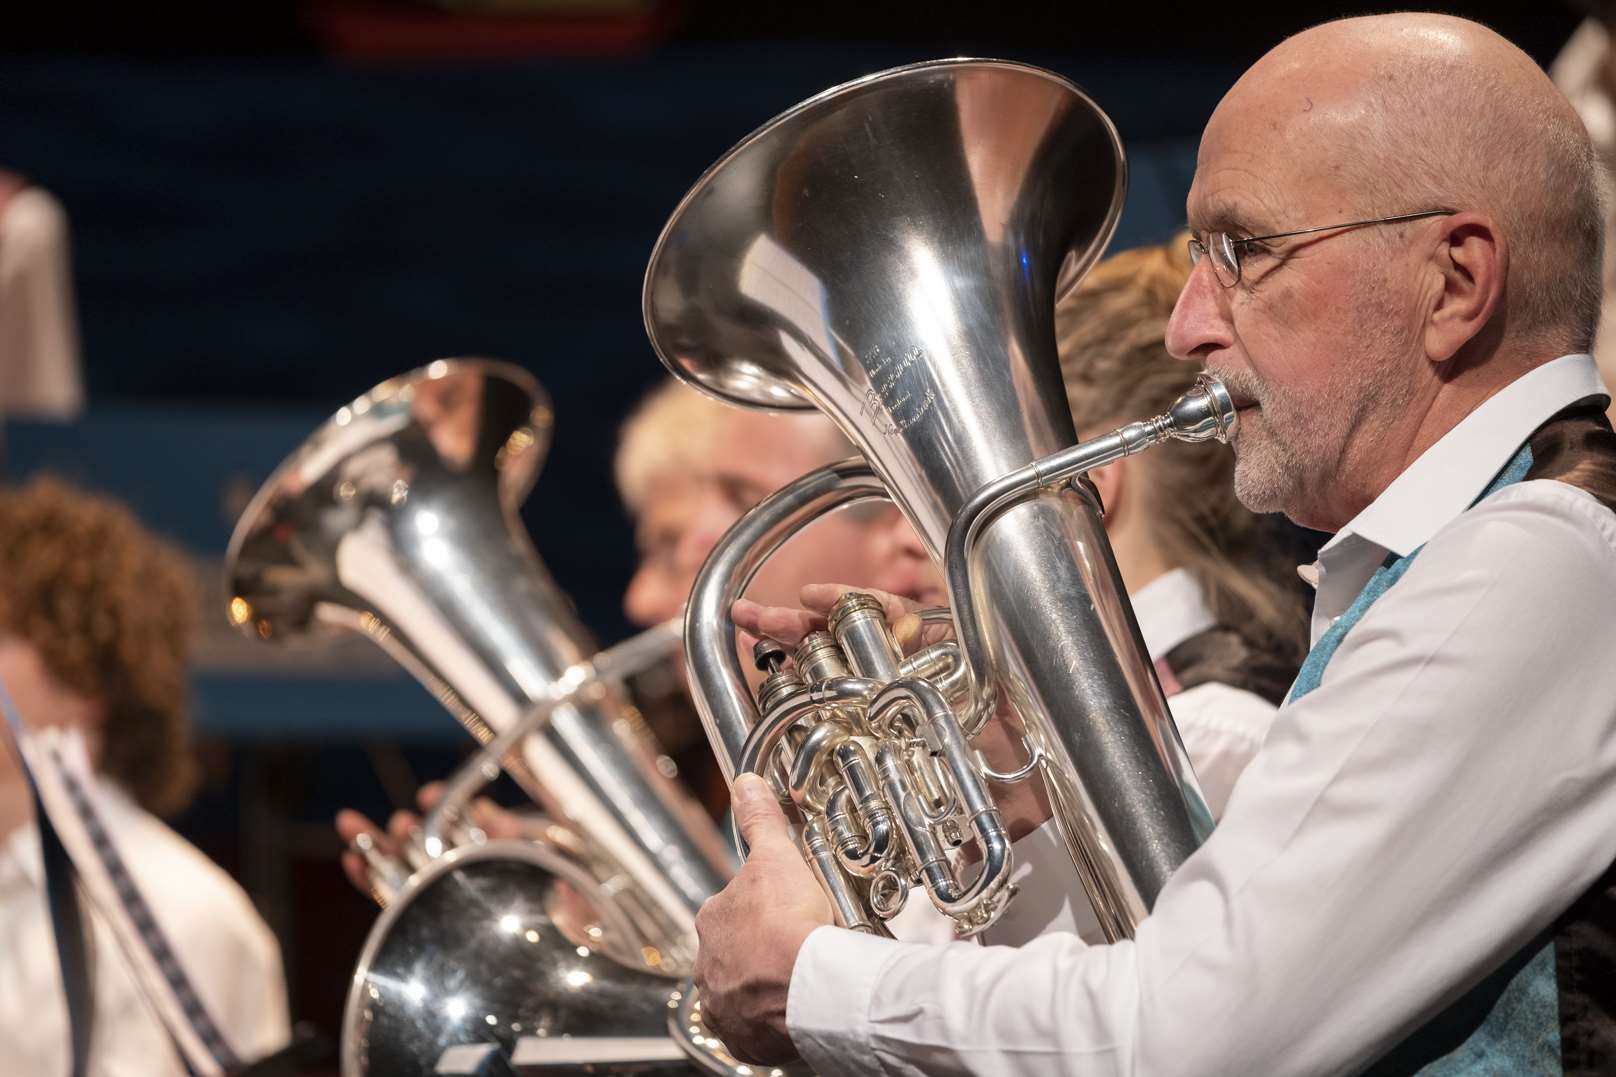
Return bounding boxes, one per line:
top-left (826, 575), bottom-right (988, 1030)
top-left (1230, 426), bottom-right (1311, 514)
top-left (1223, 370), bottom-right (1413, 519)
top-left (1214, 368), bottom-right (1365, 518)
top-left (1214, 273), bottom-right (1419, 518)
top-left (1209, 367), bottom-right (1315, 513)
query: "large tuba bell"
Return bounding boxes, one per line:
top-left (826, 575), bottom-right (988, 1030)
top-left (225, 360), bottom-right (762, 1074)
top-left (644, 59), bottom-right (1234, 940)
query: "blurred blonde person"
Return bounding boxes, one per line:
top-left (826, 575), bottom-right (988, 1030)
top-left (617, 379), bottom-right (938, 631)
top-left (1055, 236), bottom-right (1306, 805)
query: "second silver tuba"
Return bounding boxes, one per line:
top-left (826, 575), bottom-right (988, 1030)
top-left (644, 59), bottom-right (1234, 941)
top-left (225, 360), bottom-right (756, 1074)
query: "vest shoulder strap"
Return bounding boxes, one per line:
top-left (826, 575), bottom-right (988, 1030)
top-left (1526, 399), bottom-right (1616, 513)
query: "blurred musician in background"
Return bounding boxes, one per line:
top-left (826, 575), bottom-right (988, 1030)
top-left (1053, 236), bottom-right (1307, 763)
top-left (0, 478), bottom-right (288, 1074)
top-left (694, 14), bottom-right (1616, 1074)
top-left (617, 378), bottom-right (939, 640)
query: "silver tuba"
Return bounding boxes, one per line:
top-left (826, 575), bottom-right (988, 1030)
top-left (225, 360), bottom-right (762, 1074)
top-left (644, 60), bottom-right (1234, 941)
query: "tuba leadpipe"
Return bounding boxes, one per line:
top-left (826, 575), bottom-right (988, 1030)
top-left (645, 58), bottom-right (1231, 941)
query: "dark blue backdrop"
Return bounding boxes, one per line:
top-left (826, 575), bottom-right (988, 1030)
top-left (2, 44), bottom-right (1234, 644)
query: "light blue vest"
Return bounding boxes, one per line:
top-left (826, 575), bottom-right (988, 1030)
top-left (1290, 445), bottom-right (1562, 1075)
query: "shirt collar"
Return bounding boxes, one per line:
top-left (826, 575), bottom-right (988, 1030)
top-left (1131, 567), bottom-right (1215, 660)
top-left (1322, 354), bottom-right (1608, 559)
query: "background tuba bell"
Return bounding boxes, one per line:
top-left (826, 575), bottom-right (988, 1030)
top-left (644, 59), bottom-right (1228, 940)
top-left (225, 360), bottom-right (756, 1074)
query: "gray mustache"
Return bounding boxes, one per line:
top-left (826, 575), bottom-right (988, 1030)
top-left (1206, 367), bottom-right (1265, 405)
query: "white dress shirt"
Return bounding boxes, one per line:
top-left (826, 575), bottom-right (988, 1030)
top-left (983, 567), bottom-right (1276, 945)
top-left (786, 353), bottom-right (1616, 1076)
top-left (0, 785), bottom-right (290, 1075)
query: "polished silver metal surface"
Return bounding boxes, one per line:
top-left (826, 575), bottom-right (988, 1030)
top-left (419, 619), bottom-right (685, 860)
top-left (228, 362), bottom-right (777, 1074)
top-left (342, 840), bottom-right (760, 1076)
top-left (227, 361), bottom-right (731, 954)
top-left (646, 59), bottom-right (1221, 938)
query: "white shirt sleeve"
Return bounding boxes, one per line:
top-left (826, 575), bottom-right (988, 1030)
top-left (786, 481), bottom-right (1616, 1076)
top-left (129, 808), bottom-right (291, 1061)
top-left (0, 802), bottom-right (289, 1077)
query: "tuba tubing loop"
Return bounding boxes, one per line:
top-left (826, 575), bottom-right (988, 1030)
top-left (684, 459), bottom-right (891, 783)
top-left (688, 374), bottom-right (1236, 782)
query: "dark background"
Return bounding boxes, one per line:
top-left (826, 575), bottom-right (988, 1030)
top-left (0, 1), bottom-right (1586, 1065)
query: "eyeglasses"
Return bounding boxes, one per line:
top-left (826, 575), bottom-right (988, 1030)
top-left (1187, 209), bottom-right (1456, 288)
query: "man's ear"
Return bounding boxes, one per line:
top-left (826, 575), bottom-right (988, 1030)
top-left (1425, 212), bottom-right (1505, 364)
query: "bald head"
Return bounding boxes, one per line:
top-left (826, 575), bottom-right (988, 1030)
top-left (1206, 13), bottom-right (1604, 355)
top-left (1171, 15), bottom-right (1608, 526)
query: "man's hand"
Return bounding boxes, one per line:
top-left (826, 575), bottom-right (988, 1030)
top-left (334, 782), bottom-right (527, 896)
top-left (335, 803), bottom-right (420, 896)
top-left (693, 773), bottom-right (832, 1066)
top-left (734, 582), bottom-right (945, 652)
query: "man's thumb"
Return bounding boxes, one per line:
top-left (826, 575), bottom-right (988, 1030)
top-left (731, 773), bottom-right (791, 847)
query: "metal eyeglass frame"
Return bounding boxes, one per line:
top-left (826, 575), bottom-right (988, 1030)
top-left (1188, 208), bottom-right (1456, 287)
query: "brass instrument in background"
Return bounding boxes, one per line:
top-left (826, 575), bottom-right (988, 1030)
top-left (645, 60), bottom-right (1235, 942)
top-left (225, 360), bottom-right (766, 1075)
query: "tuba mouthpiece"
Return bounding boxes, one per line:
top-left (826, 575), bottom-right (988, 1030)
top-left (1166, 374), bottom-right (1238, 444)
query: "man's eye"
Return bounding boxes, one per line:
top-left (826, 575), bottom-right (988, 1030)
top-left (640, 544), bottom-right (678, 570)
top-left (637, 531), bottom-right (674, 557)
top-left (716, 477), bottom-right (769, 511)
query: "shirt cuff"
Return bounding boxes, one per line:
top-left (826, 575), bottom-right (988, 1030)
top-left (786, 924), bottom-right (904, 1076)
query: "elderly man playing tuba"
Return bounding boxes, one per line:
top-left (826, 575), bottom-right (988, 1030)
top-left (693, 13), bottom-right (1616, 1075)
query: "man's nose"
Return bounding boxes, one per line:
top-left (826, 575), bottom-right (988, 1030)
top-left (624, 566), bottom-right (677, 627)
top-left (1166, 257), bottom-right (1232, 362)
top-left (889, 514), bottom-right (929, 560)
